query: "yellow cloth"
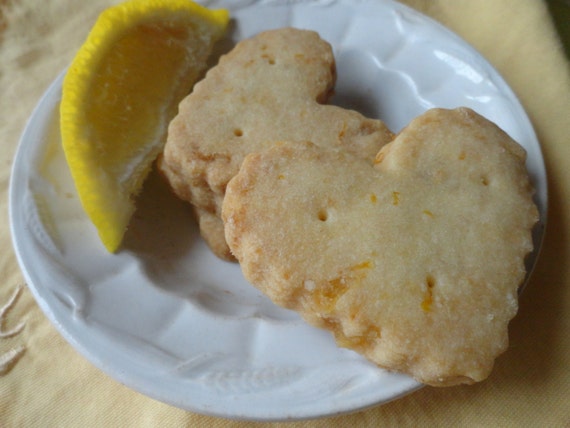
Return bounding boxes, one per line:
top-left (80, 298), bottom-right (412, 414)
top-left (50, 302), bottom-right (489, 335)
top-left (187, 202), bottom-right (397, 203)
top-left (1, 0), bottom-right (569, 426)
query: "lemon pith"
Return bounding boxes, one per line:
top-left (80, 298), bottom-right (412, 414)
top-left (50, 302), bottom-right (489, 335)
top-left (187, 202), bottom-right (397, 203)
top-left (60, 0), bottom-right (229, 252)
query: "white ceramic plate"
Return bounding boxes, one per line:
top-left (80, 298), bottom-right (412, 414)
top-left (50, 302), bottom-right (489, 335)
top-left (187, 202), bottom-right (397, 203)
top-left (10, 0), bottom-right (547, 421)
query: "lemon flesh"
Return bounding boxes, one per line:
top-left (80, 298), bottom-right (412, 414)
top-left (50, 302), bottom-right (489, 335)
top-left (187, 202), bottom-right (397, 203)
top-left (60, 0), bottom-right (229, 252)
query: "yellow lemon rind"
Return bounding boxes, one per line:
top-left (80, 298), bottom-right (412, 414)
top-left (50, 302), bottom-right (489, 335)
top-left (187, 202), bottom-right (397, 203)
top-left (60, 0), bottom-right (229, 252)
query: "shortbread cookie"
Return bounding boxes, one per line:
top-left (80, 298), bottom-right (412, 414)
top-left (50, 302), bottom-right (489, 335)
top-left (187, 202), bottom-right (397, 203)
top-left (159, 28), bottom-right (393, 260)
top-left (222, 107), bottom-right (538, 386)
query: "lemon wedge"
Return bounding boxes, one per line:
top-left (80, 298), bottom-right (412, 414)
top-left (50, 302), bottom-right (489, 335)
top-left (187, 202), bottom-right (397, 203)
top-left (60, 0), bottom-right (229, 252)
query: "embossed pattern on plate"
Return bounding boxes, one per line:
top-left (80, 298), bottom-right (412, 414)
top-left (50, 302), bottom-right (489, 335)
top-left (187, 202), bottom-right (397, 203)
top-left (10, 0), bottom-right (546, 421)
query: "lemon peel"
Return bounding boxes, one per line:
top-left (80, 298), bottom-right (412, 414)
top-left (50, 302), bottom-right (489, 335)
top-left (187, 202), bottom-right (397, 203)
top-left (60, 0), bottom-right (229, 252)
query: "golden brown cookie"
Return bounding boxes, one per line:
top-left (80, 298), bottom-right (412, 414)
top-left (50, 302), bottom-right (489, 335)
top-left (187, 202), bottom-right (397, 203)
top-left (222, 107), bottom-right (538, 386)
top-left (159, 27), bottom-right (393, 260)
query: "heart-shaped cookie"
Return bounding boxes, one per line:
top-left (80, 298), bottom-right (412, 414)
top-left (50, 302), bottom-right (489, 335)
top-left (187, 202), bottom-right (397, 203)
top-left (222, 107), bottom-right (538, 386)
top-left (159, 28), bottom-right (393, 260)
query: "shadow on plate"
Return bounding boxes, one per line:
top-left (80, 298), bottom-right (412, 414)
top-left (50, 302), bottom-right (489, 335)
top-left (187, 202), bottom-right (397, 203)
top-left (122, 165), bottom-right (298, 322)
